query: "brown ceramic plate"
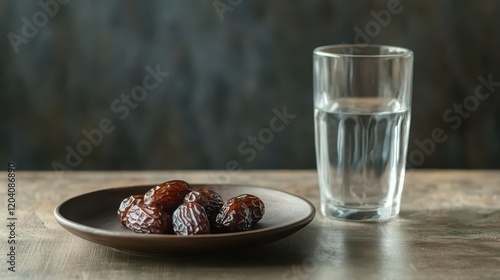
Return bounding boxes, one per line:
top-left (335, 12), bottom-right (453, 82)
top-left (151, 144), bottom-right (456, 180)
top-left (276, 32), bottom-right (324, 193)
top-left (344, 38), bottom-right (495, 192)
top-left (54, 184), bottom-right (315, 255)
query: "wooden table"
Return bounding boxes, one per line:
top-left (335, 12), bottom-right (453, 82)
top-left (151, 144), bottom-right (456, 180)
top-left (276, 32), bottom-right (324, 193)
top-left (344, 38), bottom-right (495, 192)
top-left (1, 170), bottom-right (499, 279)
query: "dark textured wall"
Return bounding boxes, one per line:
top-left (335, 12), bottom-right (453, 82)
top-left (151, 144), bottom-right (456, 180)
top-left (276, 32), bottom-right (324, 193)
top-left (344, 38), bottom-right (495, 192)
top-left (1, 0), bottom-right (500, 170)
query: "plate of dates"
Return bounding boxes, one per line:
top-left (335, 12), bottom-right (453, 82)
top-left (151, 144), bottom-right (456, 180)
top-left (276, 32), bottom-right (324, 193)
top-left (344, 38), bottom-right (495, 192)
top-left (54, 182), bottom-right (316, 255)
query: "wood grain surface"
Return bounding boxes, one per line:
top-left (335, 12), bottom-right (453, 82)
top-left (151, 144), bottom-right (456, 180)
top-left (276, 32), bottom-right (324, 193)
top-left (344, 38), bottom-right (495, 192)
top-left (0, 170), bottom-right (499, 280)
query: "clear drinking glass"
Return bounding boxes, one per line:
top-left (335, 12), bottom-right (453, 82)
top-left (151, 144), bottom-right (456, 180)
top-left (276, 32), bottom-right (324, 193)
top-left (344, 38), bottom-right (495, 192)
top-left (313, 44), bottom-right (413, 221)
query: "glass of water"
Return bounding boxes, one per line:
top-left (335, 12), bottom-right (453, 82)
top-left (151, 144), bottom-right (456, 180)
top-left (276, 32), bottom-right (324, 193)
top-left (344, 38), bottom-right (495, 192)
top-left (313, 44), bottom-right (413, 221)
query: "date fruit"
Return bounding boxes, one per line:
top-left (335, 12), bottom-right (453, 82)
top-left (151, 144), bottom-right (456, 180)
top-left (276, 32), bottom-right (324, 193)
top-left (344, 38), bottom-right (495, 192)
top-left (184, 189), bottom-right (223, 223)
top-left (144, 180), bottom-right (193, 213)
top-left (215, 195), bottom-right (265, 232)
top-left (126, 204), bottom-right (173, 234)
top-left (117, 194), bottom-right (144, 226)
top-left (172, 202), bottom-right (210, 235)
top-left (235, 194), bottom-right (265, 223)
top-left (117, 179), bottom-right (266, 235)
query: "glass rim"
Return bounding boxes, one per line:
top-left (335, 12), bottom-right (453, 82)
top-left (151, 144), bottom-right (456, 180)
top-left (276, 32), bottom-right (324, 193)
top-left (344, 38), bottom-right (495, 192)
top-left (314, 44), bottom-right (413, 58)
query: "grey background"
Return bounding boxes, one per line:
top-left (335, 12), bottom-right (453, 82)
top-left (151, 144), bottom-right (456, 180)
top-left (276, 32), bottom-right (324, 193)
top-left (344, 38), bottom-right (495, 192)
top-left (1, 0), bottom-right (499, 170)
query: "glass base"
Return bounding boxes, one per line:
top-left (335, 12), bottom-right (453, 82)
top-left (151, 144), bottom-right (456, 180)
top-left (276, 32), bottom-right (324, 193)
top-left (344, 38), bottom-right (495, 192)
top-left (321, 203), bottom-right (400, 222)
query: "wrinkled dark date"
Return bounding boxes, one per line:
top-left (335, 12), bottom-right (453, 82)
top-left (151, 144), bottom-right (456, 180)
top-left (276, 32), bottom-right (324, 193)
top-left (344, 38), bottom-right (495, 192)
top-left (215, 194), bottom-right (265, 232)
top-left (184, 189), bottom-right (223, 223)
top-left (144, 180), bottom-right (193, 213)
top-left (215, 200), bottom-right (253, 232)
top-left (117, 194), bottom-right (144, 226)
top-left (126, 204), bottom-right (173, 234)
top-left (172, 202), bottom-right (210, 235)
top-left (235, 194), bottom-right (265, 223)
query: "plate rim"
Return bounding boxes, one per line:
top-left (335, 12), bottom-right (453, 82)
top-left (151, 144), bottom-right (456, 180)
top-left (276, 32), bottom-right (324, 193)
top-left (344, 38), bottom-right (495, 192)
top-left (54, 183), bottom-right (316, 240)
